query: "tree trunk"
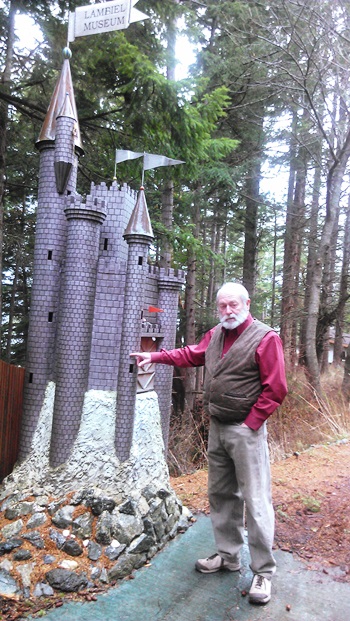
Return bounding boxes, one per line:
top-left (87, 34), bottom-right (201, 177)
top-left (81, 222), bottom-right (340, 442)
top-left (159, 179), bottom-right (174, 269)
top-left (270, 209), bottom-right (278, 328)
top-left (243, 156), bottom-right (261, 302)
top-left (207, 213), bottom-right (218, 306)
top-left (342, 350), bottom-right (350, 400)
top-left (318, 213), bottom-right (340, 372)
top-left (5, 247), bottom-right (20, 362)
top-left (159, 2), bottom-right (178, 269)
top-left (183, 198), bottom-right (201, 410)
top-left (280, 109), bottom-right (307, 369)
top-left (280, 110), bottom-right (297, 368)
top-left (299, 148), bottom-right (322, 365)
top-left (335, 198), bottom-right (350, 365)
top-left (0, 2), bottom-right (16, 352)
top-left (305, 130), bottom-right (350, 393)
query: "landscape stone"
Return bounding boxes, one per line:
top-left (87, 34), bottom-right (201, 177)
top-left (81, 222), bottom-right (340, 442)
top-left (71, 488), bottom-right (95, 506)
top-left (0, 538), bottom-right (23, 555)
top-left (104, 543), bottom-right (126, 560)
top-left (49, 528), bottom-right (66, 549)
top-left (59, 559), bottom-right (79, 570)
top-left (89, 496), bottom-right (116, 516)
top-left (13, 549), bottom-right (33, 561)
top-left (34, 495), bottom-right (49, 507)
top-left (33, 582), bottom-right (55, 597)
top-left (1, 519), bottom-right (24, 539)
top-left (128, 533), bottom-right (155, 554)
top-left (51, 505), bottom-right (75, 528)
top-left (72, 511), bottom-right (93, 538)
top-left (45, 568), bottom-right (88, 592)
top-left (62, 539), bottom-right (83, 557)
top-left (157, 489), bottom-right (171, 499)
top-left (142, 486), bottom-right (157, 503)
top-left (108, 555), bottom-right (135, 581)
top-left (47, 500), bottom-right (63, 516)
top-left (0, 493), bottom-right (24, 512)
top-left (142, 517), bottom-right (156, 540)
top-left (90, 566), bottom-right (101, 579)
top-left (22, 531), bottom-right (45, 549)
top-left (4, 504), bottom-right (21, 520)
top-left (95, 511), bottom-right (112, 544)
top-left (26, 511), bottom-right (47, 529)
top-left (118, 499), bottom-right (136, 515)
top-left (16, 562), bottom-right (35, 588)
top-left (0, 568), bottom-right (21, 597)
top-left (111, 512), bottom-right (143, 545)
top-left (87, 541), bottom-right (102, 561)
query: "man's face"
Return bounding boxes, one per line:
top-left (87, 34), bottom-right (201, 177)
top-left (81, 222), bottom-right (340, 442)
top-left (217, 292), bottom-right (250, 330)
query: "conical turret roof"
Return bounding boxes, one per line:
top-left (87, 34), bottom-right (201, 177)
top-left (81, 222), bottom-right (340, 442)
top-left (124, 187), bottom-right (154, 240)
top-left (36, 55), bottom-right (83, 153)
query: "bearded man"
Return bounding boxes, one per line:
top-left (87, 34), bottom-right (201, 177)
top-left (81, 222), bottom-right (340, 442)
top-left (131, 281), bottom-right (287, 605)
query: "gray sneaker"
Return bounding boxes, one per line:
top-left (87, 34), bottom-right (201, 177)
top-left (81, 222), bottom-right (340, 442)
top-left (249, 574), bottom-right (271, 604)
top-left (195, 553), bottom-right (241, 573)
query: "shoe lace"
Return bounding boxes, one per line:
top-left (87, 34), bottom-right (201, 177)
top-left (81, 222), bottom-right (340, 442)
top-left (254, 575), bottom-right (265, 590)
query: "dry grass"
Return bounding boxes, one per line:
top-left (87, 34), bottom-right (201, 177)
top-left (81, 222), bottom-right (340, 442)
top-left (268, 366), bottom-right (350, 462)
top-left (167, 366), bottom-right (350, 474)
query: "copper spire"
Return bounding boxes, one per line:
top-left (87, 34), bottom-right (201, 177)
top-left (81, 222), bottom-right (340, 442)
top-left (124, 187), bottom-right (154, 240)
top-left (36, 53), bottom-right (83, 153)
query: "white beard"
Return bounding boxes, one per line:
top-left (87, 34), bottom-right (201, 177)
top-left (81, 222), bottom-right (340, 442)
top-left (220, 307), bottom-right (249, 330)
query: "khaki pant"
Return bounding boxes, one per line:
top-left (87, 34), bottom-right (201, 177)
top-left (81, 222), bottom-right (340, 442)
top-left (208, 417), bottom-right (276, 578)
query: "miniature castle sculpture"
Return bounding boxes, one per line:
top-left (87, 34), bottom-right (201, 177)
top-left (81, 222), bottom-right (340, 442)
top-left (19, 50), bottom-right (185, 473)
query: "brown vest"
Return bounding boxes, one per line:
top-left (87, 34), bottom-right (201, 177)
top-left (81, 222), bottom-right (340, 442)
top-left (203, 319), bottom-right (272, 423)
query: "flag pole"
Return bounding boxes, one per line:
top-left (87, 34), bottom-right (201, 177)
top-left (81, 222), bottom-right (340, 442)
top-left (113, 149), bottom-right (117, 181)
top-left (141, 152), bottom-right (146, 187)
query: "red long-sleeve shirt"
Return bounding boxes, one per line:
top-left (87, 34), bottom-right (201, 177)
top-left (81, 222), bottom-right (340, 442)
top-left (151, 314), bottom-right (288, 430)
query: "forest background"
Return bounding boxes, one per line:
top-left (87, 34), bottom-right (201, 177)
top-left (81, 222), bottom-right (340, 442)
top-left (1, 0), bottom-right (350, 473)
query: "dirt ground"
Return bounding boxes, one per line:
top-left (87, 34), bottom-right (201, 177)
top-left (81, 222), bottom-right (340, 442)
top-left (170, 440), bottom-right (350, 582)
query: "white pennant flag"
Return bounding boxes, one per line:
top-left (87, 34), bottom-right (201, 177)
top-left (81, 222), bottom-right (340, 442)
top-left (143, 153), bottom-right (185, 171)
top-left (115, 149), bottom-right (144, 164)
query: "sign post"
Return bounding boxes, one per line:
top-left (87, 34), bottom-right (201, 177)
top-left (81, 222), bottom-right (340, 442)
top-left (68, 0), bottom-right (149, 42)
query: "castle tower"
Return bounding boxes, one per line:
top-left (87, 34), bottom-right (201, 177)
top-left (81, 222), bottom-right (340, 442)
top-left (88, 182), bottom-right (136, 391)
top-left (19, 51), bottom-right (83, 461)
top-left (49, 195), bottom-right (106, 467)
top-left (115, 187), bottom-right (154, 461)
top-left (155, 269), bottom-right (186, 449)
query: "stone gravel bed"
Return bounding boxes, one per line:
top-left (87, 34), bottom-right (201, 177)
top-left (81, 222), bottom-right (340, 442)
top-left (0, 484), bottom-right (191, 600)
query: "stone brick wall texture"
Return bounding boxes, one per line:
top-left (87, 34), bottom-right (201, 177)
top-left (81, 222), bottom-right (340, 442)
top-left (20, 137), bottom-right (79, 461)
top-left (115, 236), bottom-right (151, 461)
top-left (88, 183), bottom-right (136, 391)
top-left (154, 269), bottom-right (186, 449)
top-left (49, 196), bottom-right (106, 467)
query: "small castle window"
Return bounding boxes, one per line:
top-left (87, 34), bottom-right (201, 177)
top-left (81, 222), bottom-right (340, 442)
top-left (48, 312), bottom-right (54, 323)
top-left (138, 256), bottom-right (143, 266)
top-left (48, 250), bottom-right (53, 260)
top-left (29, 373), bottom-right (33, 384)
top-left (104, 238), bottom-right (108, 251)
top-left (129, 364), bottom-right (134, 373)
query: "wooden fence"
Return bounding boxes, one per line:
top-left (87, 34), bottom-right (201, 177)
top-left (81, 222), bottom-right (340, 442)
top-left (0, 360), bottom-right (25, 481)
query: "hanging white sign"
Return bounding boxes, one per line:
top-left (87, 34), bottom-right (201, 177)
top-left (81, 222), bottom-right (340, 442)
top-left (68, 0), bottom-right (149, 42)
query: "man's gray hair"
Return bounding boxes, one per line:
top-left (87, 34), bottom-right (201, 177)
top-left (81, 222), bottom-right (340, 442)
top-left (216, 282), bottom-right (250, 303)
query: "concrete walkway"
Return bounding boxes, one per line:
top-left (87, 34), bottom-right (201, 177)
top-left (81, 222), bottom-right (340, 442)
top-left (29, 514), bottom-right (349, 621)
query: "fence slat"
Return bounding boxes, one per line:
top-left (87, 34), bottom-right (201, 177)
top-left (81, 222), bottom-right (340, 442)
top-left (0, 360), bottom-right (25, 481)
